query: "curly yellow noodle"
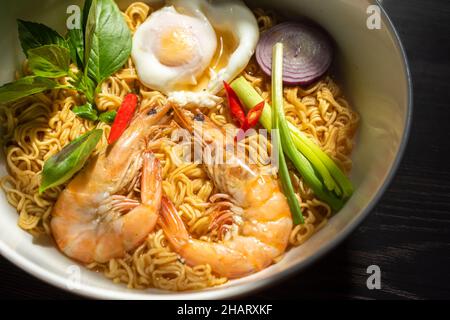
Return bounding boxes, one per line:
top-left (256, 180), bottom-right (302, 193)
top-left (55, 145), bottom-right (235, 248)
top-left (0, 4), bottom-right (358, 290)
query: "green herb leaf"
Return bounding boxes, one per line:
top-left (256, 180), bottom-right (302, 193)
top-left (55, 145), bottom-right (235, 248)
top-left (85, 0), bottom-right (132, 84)
top-left (67, 28), bottom-right (84, 68)
top-left (39, 129), bottom-right (103, 193)
top-left (17, 19), bottom-right (68, 57)
top-left (83, 0), bottom-right (94, 29)
top-left (99, 110), bottom-right (117, 124)
top-left (72, 102), bottom-right (98, 121)
top-left (66, 0), bottom-right (94, 69)
top-left (70, 71), bottom-right (96, 103)
top-left (79, 74), bottom-right (96, 103)
top-left (28, 45), bottom-right (71, 78)
top-left (0, 76), bottom-right (59, 103)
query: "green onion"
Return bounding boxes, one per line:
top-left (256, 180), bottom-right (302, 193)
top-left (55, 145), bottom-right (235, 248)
top-left (272, 43), bottom-right (304, 224)
top-left (230, 77), bottom-right (272, 129)
top-left (288, 127), bottom-right (353, 197)
top-left (230, 69), bottom-right (353, 210)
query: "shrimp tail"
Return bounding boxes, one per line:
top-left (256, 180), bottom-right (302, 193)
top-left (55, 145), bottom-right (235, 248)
top-left (159, 196), bottom-right (190, 250)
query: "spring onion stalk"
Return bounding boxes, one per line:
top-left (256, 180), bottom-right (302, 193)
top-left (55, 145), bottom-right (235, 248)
top-left (230, 74), bottom-right (353, 208)
top-left (226, 78), bottom-right (335, 191)
top-left (289, 125), bottom-right (353, 197)
top-left (272, 43), bottom-right (304, 224)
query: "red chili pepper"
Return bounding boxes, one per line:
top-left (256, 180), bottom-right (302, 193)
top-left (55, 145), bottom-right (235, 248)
top-left (241, 100), bottom-right (265, 131)
top-left (223, 81), bottom-right (246, 127)
top-left (223, 81), bottom-right (266, 142)
top-left (234, 101), bottom-right (265, 142)
top-left (107, 93), bottom-right (138, 144)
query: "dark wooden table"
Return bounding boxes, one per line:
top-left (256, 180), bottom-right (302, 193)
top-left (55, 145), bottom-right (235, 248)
top-left (1, 0), bottom-right (449, 300)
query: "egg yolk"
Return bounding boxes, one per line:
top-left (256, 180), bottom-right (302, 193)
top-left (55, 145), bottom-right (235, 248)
top-left (172, 28), bottom-right (237, 92)
top-left (157, 27), bottom-right (196, 67)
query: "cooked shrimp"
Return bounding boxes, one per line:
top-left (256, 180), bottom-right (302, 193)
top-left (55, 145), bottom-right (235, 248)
top-left (159, 107), bottom-right (293, 278)
top-left (51, 104), bottom-right (170, 263)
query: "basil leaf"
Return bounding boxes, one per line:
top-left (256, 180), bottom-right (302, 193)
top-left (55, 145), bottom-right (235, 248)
top-left (80, 74), bottom-right (96, 103)
top-left (83, 0), bottom-right (94, 32)
top-left (99, 110), bottom-right (116, 124)
top-left (28, 45), bottom-right (71, 78)
top-left (85, 0), bottom-right (132, 84)
top-left (70, 71), bottom-right (96, 103)
top-left (66, 0), bottom-right (93, 68)
top-left (0, 76), bottom-right (59, 103)
top-left (17, 19), bottom-right (68, 57)
top-left (67, 28), bottom-right (84, 68)
top-left (39, 129), bottom-right (103, 193)
top-left (72, 102), bottom-right (98, 121)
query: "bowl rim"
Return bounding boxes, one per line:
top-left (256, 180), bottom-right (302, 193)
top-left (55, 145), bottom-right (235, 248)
top-left (0, 0), bottom-right (413, 300)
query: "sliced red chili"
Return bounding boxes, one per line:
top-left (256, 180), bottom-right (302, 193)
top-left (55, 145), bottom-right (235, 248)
top-left (242, 100), bottom-right (265, 131)
top-left (223, 81), bottom-right (266, 142)
top-left (223, 81), bottom-right (246, 127)
top-left (107, 93), bottom-right (138, 144)
top-left (234, 101), bottom-right (266, 142)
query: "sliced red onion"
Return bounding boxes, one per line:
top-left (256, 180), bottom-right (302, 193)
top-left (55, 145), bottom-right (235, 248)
top-left (256, 22), bottom-right (334, 86)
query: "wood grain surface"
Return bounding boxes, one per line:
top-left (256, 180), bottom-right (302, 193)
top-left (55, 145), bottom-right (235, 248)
top-left (1, 0), bottom-right (449, 300)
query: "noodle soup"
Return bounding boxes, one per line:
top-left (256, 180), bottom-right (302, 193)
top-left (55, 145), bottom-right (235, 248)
top-left (0, 0), bottom-right (358, 291)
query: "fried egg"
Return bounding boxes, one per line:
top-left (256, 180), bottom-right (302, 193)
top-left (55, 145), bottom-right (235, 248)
top-left (132, 0), bottom-right (259, 94)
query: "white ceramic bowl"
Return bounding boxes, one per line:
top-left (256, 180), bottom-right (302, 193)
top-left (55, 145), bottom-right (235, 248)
top-left (0, 0), bottom-right (411, 299)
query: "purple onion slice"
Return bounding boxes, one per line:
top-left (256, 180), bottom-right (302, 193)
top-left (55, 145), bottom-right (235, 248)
top-left (256, 22), bottom-right (334, 86)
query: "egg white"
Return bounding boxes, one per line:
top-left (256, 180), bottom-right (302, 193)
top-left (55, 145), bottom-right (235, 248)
top-left (132, 0), bottom-right (259, 94)
top-left (132, 6), bottom-right (217, 93)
